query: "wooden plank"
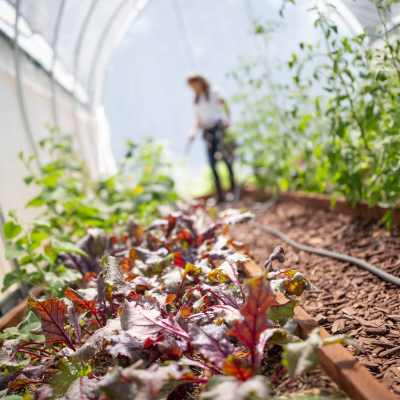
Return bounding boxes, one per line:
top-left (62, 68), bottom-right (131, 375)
top-left (240, 186), bottom-right (400, 226)
top-left (294, 306), bottom-right (397, 400)
top-left (0, 297), bottom-right (29, 331)
top-left (0, 287), bottom-right (42, 331)
top-left (243, 260), bottom-right (397, 400)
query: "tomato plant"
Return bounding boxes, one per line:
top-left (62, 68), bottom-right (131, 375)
top-left (232, 0), bottom-right (400, 213)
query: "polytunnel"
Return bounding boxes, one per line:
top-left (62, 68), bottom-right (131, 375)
top-left (0, 0), bottom-right (397, 297)
top-left (0, 0), bottom-right (398, 216)
top-left (2, 1), bottom-right (400, 398)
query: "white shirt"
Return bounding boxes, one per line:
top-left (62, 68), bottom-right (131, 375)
top-left (193, 89), bottom-right (228, 130)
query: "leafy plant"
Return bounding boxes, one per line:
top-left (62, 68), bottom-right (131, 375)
top-left (2, 132), bottom-right (177, 294)
top-left (231, 0), bottom-right (400, 214)
top-left (0, 312), bottom-right (43, 343)
top-left (0, 205), bottom-right (345, 399)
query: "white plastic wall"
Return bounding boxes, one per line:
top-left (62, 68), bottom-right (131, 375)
top-left (0, 35), bottom-right (107, 296)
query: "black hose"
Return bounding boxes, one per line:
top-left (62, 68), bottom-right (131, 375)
top-left (249, 199), bottom-right (400, 287)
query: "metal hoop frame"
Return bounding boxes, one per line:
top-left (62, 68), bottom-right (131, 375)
top-left (50, 0), bottom-right (67, 129)
top-left (13, 0), bottom-right (41, 169)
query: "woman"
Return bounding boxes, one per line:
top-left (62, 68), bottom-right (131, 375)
top-left (187, 74), bottom-right (236, 203)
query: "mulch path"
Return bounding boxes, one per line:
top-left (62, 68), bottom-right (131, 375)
top-left (232, 198), bottom-right (400, 397)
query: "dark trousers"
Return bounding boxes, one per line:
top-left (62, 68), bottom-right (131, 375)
top-left (204, 123), bottom-right (236, 201)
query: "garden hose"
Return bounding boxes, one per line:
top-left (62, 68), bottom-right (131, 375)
top-left (250, 200), bottom-right (400, 287)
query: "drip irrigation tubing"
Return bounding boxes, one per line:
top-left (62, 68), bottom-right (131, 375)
top-left (250, 199), bottom-right (400, 287)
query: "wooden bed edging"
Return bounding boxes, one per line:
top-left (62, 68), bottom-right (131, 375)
top-left (243, 259), bottom-right (397, 400)
top-left (243, 187), bottom-right (400, 225)
top-left (197, 187), bottom-right (400, 225)
top-left (295, 306), bottom-right (397, 400)
top-left (0, 287), bottom-right (42, 331)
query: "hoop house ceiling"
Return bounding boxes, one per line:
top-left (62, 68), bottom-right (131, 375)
top-left (1, 0), bottom-right (398, 109)
top-left (0, 0), bottom-right (399, 185)
top-left (2, 0), bottom-right (148, 105)
top-left (341, 0), bottom-right (400, 36)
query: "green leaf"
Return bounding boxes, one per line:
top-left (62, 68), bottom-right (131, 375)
top-left (5, 245), bottom-right (22, 260)
top-left (255, 25), bottom-right (265, 34)
top-left (41, 172), bottom-right (61, 188)
top-left (19, 254), bottom-right (34, 265)
top-left (49, 359), bottom-right (89, 398)
top-left (201, 375), bottom-right (270, 400)
top-left (0, 326), bottom-right (19, 340)
top-left (2, 270), bottom-right (21, 291)
top-left (26, 196), bottom-right (46, 208)
top-left (31, 229), bottom-right (49, 247)
top-left (51, 240), bottom-right (88, 257)
top-left (282, 329), bottom-right (322, 376)
top-left (0, 310), bottom-right (43, 342)
top-left (23, 175), bottom-right (35, 185)
top-left (268, 300), bottom-right (297, 324)
top-left (3, 220), bottom-right (22, 240)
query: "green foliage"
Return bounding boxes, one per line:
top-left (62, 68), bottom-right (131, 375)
top-left (282, 328), bottom-right (353, 377)
top-left (2, 132), bottom-right (177, 294)
top-left (1, 207), bottom-right (334, 399)
top-left (3, 219), bottom-right (22, 240)
top-left (49, 358), bottom-right (92, 398)
top-left (0, 311), bottom-right (43, 342)
top-left (232, 1), bottom-right (400, 210)
top-left (96, 139), bottom-right (177, 224)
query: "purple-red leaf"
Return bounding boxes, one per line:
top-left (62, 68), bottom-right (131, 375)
top-left (191, 325), bottom-right (234, 370)
top-left (173, 252), bottom-right (186, 268)
top-left (28, 298), bottom-right (75, 350)
top-left (65, 288), bottom-right (97, 315)
top-left (121, 299), bottom-right (190, 342)
top-left (228, 277), bottom-right (278, 368)
top-left (120, 299), bottom-right (163, 342)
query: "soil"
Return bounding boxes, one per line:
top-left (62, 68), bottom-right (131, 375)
top-left (232, 198), bottom-right (400, 398)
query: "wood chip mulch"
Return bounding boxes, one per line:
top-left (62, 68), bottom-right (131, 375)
top-left (232, 198), bottom-right (400, 398)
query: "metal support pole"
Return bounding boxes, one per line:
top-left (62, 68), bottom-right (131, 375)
top-left (50, 0), bottom-right (66, 129)
top-left (13, 0), bottom-right (41, 170)
top-left (174, 0), bottom-right (197, 69)
top-left (64, 0), bottom-right (98, 169)
top-left (72, 0), bottom-right (98, 134)
top-left (244, 0), bottom-right (271, 78)
top-left (87, 0), bottom-right (130, 106)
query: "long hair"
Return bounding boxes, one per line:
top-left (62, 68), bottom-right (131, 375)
top-left (187, 74), bottom-right (210, 103)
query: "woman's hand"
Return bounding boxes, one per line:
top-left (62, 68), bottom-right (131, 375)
top-left (188, 132), bottom-right (197, 143)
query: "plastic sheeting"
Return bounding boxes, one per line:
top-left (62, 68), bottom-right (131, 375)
top-left (1, 0), bottom-right (400, 298)
top-left (342, 0), bottom-right (400, 37)
top-left (4, 0), bottom-right (146, 102)
top-left (2, 1), bottom-right (399, 110)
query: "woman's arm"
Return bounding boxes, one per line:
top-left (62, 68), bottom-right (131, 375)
top-left (188, 119), bottom-right (200, 142)
top-left (219, 97), bottom-right (231, 127)
top-left (188, 112), bottom-right (205, 142)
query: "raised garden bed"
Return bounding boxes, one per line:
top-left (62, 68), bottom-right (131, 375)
top-left (242, 188), bottom-right (400, 226)
top-left (234, 195), bottom-right (400, 397)
top-left (245, 258), bottom-right (395, 400)
top-left (1, 202), bottom-right (397, 399)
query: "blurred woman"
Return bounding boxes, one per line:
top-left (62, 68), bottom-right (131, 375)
top-left (187, 74), bottom-right (236, 203)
